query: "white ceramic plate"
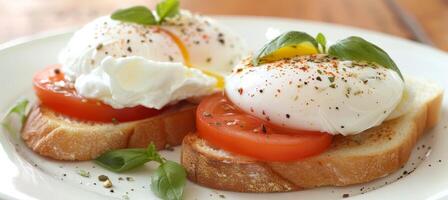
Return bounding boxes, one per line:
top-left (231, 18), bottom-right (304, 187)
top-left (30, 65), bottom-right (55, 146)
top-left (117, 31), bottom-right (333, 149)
top-left (0, 16), bottom-right (447, 200)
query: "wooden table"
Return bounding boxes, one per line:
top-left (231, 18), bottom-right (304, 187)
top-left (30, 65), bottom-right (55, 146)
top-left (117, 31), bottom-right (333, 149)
top-left (0, 0), bottom-right (446, 51)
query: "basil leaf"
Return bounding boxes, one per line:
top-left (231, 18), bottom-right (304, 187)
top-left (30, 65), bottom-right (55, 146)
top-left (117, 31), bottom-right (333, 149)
top-left (151, 160), bottom-right (187, 200)
top-left (111, 6), bottom-right (157, 25)
top-left (156, 0), bottom-right (180, 24)
top-left (95, 148), bottom-right (151, 172)
top-left (96, 143), bottom-right (187, 199)
top-left (146, 143), bottom-right (164, 163)
top-left (8, 99), bottom-right (29, 124)
top-left (95, 143), bottom-right (165, 172)
top-left (316, 32), bottom-right (327, 53)
top-left (328, 36), bottom-right (403, 80)
top-left (2, 99), bottom-right (29, 133)
top-left (253, 31), bottom-right (319, 66)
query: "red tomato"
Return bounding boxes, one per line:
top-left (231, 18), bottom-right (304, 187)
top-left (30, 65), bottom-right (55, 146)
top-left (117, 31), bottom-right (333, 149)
top-left (33, 65), bottom-right (164, 123)
top-left (196, 93), bottom-right (333, 161)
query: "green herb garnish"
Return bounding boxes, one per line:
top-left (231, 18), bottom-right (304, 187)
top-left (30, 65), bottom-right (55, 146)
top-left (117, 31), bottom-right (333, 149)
top-left (95, 143), bottom-right (186, 200)
top-left (96, 143), bottom-right (161, 172)
top-left (151, 160), bottom-right (186, 200)
top-left (252, 31), bottom-right (403, 81)
top-left (316, 32), bottom-right (327, 53)
top-left (253, 31), bottom-right (319, 66)
top-left (328, 36), bottom-right (403, 80)
top-left (111, 6), bottom-right (157, 25)
top-left (1, 99), bottom-right (29, 133)
top-left (156, 0), bottom-right (180, 24)
top-left (111, 0), bottom-right (180, 25)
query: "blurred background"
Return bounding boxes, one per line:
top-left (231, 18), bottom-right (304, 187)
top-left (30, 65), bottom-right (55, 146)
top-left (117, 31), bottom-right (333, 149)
top-left (0, 0), bottom-right (446, 51)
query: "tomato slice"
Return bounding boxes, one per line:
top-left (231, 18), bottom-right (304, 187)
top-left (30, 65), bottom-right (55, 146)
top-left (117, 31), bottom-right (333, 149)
top-left (33, 65), bottom-right (164, 123)
top-left (196, 93), bottom-right (333, 161)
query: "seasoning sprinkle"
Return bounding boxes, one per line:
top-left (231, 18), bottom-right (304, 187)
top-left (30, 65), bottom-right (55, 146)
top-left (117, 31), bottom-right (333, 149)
top-left (96, 43), bottom-right (103, 50)
top-left (103, 179), bottom-right (113, 188)
top-left (238, 88), bottom-right (243, 95)
top-left (218, 38), bottom-right (225, 45)
top-left (202, 112), bottom-right (212, 118)
top-left (261, 124), bottom-right (267, 134)
top-left (98, 175), bottom-right (109, 182)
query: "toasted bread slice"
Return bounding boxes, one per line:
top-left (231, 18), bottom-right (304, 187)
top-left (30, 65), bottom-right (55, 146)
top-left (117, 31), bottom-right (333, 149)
top-left (22, 102), bottom-right (196, 161)
top-left (181, 78), bottom-right (443, 192)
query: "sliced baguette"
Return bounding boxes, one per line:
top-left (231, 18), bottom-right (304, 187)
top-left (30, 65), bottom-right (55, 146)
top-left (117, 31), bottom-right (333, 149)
top-left (181, 78), bottom-right (444, 192)
top-left (22, 102), bottom-right (196, 161)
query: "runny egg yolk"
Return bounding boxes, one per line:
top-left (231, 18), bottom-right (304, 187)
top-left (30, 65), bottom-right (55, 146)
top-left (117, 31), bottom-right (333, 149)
top-left (158, 27), bottom-right (225, 89)
top-left (259, 42), bottom-right (319, 64)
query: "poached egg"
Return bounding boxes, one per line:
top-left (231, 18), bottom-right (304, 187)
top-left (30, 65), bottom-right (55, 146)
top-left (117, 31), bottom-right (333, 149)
top-left (59, 11), bottom-right (246, 109)
top-left (225, 55), bottom-right (405, 135)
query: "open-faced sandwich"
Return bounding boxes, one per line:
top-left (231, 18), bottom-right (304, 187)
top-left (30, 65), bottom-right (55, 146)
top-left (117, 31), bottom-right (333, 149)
top-left (181, 31), bottom-right (444, 192)
top-left (21, 2), bottom-right (246, 161)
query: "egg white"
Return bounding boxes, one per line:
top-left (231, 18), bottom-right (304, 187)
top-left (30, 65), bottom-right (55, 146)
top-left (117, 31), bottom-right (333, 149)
top-left (225, 55), bottom-right (404, 135)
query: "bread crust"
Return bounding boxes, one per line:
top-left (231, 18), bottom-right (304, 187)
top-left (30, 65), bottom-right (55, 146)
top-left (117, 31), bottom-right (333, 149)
top-left (22, 102), bottom-right (196, 161)
top-left (181, 81), bottom-right (444, 192)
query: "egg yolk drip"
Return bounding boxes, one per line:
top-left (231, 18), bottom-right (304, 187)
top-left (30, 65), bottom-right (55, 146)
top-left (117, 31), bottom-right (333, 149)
top-left (157, 27), bottom-right (225, 89)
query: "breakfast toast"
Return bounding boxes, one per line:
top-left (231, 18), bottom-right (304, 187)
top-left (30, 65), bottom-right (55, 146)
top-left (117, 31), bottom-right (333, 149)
top-left (22, 102), bottom-right (196, 161)
top-left (181, 77), bottom-right (443, 192)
